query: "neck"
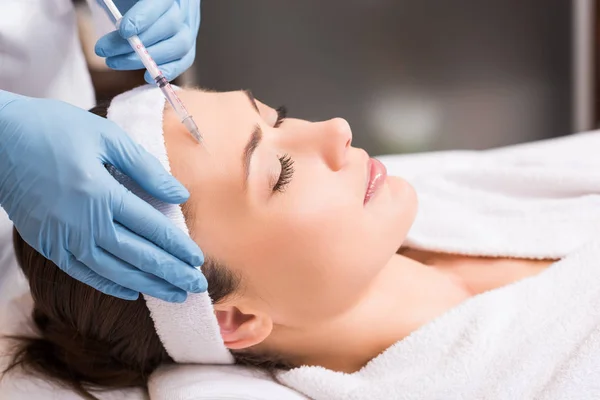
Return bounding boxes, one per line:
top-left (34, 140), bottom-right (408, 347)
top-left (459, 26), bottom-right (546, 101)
top-left (270, 254), bottom-right (471, 373)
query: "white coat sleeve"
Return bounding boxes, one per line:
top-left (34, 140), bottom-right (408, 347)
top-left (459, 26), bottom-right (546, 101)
top-left (85, 0), bottom-right (115, 38)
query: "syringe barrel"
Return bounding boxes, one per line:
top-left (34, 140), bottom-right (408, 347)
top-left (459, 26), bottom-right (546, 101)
top-left (159, 82), bottom-right (189, 121)
top-left (126, 35), bottom-right (162, 79)
top-left (102, 0), bottom-right (161, 79)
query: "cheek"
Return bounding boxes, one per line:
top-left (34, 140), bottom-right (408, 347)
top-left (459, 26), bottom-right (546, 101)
top-left (241, 210), bottom-right (368, 324)
top-left (380, 176), bottom-right (418, 240)
top-left (241, 180), bottom-right (416, 323)
top-left (197, 173), bottom-right (418, 325)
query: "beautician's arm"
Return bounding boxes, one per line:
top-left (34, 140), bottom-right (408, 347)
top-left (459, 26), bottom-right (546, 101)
top-left (0, 90), bottom-right (207, 303)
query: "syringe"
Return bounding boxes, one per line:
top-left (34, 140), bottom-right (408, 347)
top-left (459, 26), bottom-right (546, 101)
top-left (101, 0), bottom-right (203, 144)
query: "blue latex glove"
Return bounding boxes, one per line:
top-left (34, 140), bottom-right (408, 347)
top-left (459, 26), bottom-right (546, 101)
top-left (0, 91), bottom-right (207, 302)
top-left (95, 0), bottom-right (201, 83)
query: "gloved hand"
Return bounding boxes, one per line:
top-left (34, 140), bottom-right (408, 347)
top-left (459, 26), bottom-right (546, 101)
top-left (0, 91), bottom-right (207, 302)
top-left (95, 0), bottom-right (201, 83)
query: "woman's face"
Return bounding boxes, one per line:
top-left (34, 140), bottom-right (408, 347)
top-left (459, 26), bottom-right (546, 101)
top-left (163, 89), bottom-right (417, 326)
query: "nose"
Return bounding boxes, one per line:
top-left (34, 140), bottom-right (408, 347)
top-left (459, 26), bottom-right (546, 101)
top-left (313, 118), bottom-right (352, 171)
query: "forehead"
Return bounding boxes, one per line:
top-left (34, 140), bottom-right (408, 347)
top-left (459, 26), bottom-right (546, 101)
top-left (172, 89), bottom-right (254, 136)
top-left (162, 89), bottom-right (258, 234)
top-left (164, 88), bottom-right (257, 158)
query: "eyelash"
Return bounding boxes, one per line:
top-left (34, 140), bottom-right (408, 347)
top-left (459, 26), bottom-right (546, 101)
top-left (274, 106), bottom-right (287, 128)
top-left (273, 153), bottom-right (295, 193)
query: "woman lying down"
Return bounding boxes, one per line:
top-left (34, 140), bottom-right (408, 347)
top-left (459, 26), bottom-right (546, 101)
top-left (5, 85), bottom-right (600, 400)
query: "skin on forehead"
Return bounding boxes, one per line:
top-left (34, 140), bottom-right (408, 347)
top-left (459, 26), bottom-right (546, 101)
top-left (162, 89), bottom-right (255, 255)
top-left (162, 88), bottom-right (279, 200)
top-left (161, 89), bottom-right (289, 288)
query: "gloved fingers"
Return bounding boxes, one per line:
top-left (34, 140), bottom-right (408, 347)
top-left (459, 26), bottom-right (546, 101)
top-left (95, 3), bottom-right (181, 58)
top-left (78, 246), bottom-right (188, 303)
top-left (102, 130), bottom-right (189, 204)
top-left (187, 0), bottom-right (202, 28)
top-left (98, 223), bottom-right (207, 293)
top-left (119, 0), bottom-right (175, 39)
top-left (144, 47), bottom-right (195, 83)
top-left (0, 91), bottom-right (27, 110)
top-left (112, 187), bottom-right (204, 267)
top-left (60, 253), bottom-right (139, 300)
top-left (105, 28), bottom-right (193, 71)
top-left (184, 0), bottom-right (202, 34)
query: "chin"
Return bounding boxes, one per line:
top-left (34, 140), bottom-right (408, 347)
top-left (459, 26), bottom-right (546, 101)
top-left (384, 176), bottom-right (418, 244)
top-left (356, 177), bottom-right (417, 280)
top-left (389, 175), bottom-right (417, 214)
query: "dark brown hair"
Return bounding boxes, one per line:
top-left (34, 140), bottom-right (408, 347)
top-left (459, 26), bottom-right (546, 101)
top-left (2, 103), bottom-right (291, 400)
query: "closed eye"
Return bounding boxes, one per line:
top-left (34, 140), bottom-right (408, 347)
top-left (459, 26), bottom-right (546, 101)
top-left (272, 154), bottom-right (294, 193)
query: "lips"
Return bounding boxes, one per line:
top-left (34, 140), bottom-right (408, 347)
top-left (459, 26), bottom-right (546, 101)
top-left (364, 158), bottom-right (387, 205)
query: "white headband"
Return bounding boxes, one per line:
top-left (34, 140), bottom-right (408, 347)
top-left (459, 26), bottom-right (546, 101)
top-left (107, 85), bottom-right (234, 364)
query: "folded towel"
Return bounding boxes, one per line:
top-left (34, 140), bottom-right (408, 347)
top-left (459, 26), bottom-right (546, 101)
top-left (277, 131), bottom-right (600, 399)
top-left (148, 364), bottom-right (309, 400)
top-left (384, 130), bottom-right (600, 259)
top-left (279, 240), bottom-right (600, 399)
top-left (107, 85), bottom-right (233, 365)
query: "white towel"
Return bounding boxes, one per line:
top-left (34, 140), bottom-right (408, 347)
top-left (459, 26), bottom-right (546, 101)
top-left (107, 85), bottom-right (233, 364)
top-left (148, 364), bottom-right (309, 400)
top-left (277, 131), bottom-right (600, 399)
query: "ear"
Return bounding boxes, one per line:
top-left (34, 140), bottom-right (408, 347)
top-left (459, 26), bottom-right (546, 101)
top-left (214, 305), bottom-right (273, 350)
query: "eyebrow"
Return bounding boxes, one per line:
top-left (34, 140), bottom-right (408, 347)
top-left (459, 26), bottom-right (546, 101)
top-left (243, 89), bottom-right (259, 113)
top-left (242, 124), bottom-right (263, 189)
top-left (241, 89), bottom-right (263, 189)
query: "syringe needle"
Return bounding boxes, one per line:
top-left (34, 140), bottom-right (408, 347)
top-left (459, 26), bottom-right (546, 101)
top-left (183, 116), bottom-right (202, 144)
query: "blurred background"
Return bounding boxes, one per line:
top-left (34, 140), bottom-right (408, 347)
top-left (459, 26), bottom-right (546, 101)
top-left (78, 0), bottom-right (597, 155)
